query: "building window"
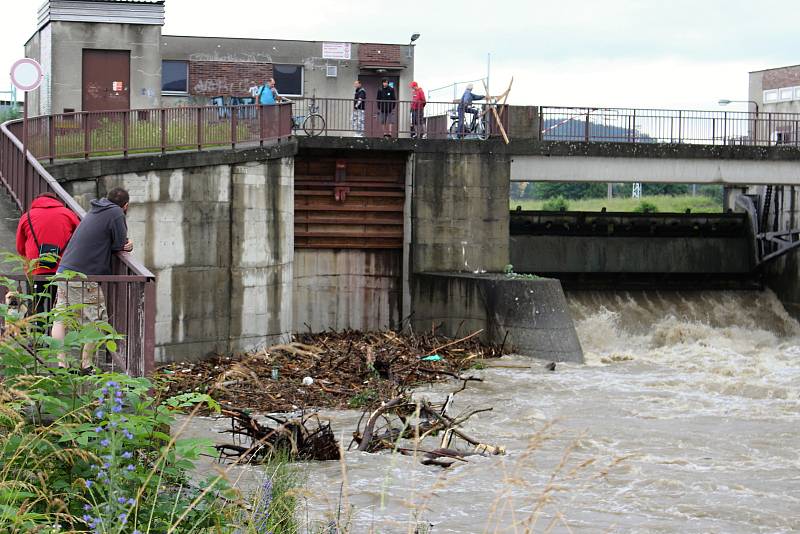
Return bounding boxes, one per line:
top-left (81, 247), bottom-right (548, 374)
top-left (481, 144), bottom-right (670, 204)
top-left (779, 87), bottom-right (794, 101)
top-left (273, 64), bottom-right (303, 96)
top-left (162, 60), bottom-right (188, 94)
top-left (763, 90), bottom-right (778, 103)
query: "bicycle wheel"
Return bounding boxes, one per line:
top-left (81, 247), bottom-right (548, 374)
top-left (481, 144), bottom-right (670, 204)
top-left (303, 113), bottom-right (326, 136)
top-left (476, 121), bottom-right (489, 140)
top-left (449, 121), bottom-right (461, 139)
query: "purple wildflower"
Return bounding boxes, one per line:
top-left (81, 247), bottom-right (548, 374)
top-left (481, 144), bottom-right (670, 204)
top-left (100, 439), bottom-right (110, 447)
top-left (122, 451), bottom-right (133, 459)
top-left (94, 426), bottom-right (103, 433)
top-left (126, 464), bottom-right (135, 471)
top-left (85, 480), bottom-right (93, 488)
top-left (95, 410), bottom-right (104, 419)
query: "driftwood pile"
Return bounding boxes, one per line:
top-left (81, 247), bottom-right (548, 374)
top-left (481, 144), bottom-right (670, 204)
top-left (215, 405), bottom-right (340, 463)
top-left (158, 330), bottom-right (504, 413)
top-left (350, 378), bottom-right (505, 468)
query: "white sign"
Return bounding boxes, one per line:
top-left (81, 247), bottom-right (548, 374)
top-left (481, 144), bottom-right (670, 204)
top-left (322, 42), bottom-right (352, 60)
top-left (10, 58), bottom-right (43, 91)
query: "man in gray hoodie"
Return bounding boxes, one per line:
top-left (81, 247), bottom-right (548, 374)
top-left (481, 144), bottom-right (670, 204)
top-left (52, 187), bottom-right (133, 369)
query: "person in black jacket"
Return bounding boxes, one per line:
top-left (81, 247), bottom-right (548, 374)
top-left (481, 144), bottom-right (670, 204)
top-left (352, 80), bottom-right (367, 137)
top-left (376, 78), bottom-right (397, 138)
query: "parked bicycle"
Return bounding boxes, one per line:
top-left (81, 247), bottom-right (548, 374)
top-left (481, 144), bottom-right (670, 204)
top-left (291, 93), bottom-right (326, 136)
top-left (449, 106), bottom-right (489, 140)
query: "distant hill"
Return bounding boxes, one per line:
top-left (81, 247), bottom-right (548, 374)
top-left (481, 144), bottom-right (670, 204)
top-left (541, 117), bottom-right (656, 143)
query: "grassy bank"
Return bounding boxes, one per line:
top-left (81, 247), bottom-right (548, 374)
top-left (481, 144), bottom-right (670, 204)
top-left (511, 194), bottom-right (723, 213)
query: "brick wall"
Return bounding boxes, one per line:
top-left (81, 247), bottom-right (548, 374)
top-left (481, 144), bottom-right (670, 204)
top-left (189, 61), bottom-right (273, 97)
top-left (763, 65), bottom-right (800, 90)
top-left (358, 44), bottom-right (403, 66)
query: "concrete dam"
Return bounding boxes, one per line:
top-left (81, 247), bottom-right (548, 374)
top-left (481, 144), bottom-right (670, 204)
top-left (32, 129), bottom-right (800, 365)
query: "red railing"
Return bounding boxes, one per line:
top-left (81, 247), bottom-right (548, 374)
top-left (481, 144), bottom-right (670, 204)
top-left (0, 118), bottom-right (156, 376)
top-left (289, 98), bottom-right (504, 139)
top-left (539, 106), bottom-right (800, 146)
top-left (20, 103), bottom-right (293, 162)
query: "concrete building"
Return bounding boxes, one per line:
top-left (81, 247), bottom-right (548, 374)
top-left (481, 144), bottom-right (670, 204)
top-left (749, 64), bottom-right (800, 115)
top-left (25, 0), bottom-right (415, 115)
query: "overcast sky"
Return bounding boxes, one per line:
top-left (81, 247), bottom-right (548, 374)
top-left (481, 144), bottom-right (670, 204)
top-left (3, 0), bottom-right (799, 110)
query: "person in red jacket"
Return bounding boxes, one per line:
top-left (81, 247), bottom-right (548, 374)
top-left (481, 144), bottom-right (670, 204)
top-left (409, 81), bottom-right (427, 139)
top-left (16, 192), bottom-right (80, 314)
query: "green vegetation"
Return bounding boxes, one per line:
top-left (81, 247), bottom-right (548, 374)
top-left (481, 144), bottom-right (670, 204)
top-left (348, 389), bottom-right (378, 409)
top-left (511, 194), bottom-right (723, 213)
top-left (633, 200), bottom-right (658, 213)
top-left (0, 107), bottom-right (21, 123)
top-left (541, 196), bottom-right (570, 211)
top-left (0, 257), bottom-right (299, 533)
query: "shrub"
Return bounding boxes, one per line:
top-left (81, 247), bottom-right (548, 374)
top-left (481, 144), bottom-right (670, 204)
top-left (0, 263), bottom-right (296, 532)
top-left (542, 196), bottom-right (569, 211)
top-left (633, 200), bottom-right (658, 213)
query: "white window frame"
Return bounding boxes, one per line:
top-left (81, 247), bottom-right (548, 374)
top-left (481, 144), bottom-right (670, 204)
top-left (161, 60), bottom-right (189, 96)
top-left (763, 89), bottom-right (779, 103)
top-left (778, 87), bottom-right (794, 101)
top-left (273, 64), bottom-right (304, 97)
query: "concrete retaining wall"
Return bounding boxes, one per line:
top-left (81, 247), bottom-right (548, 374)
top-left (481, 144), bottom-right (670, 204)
top-left (511, 235), bottom-right (753, 274)
top-left (412, 273), bottom-right (583, 362)
top-left (412, 148), bottom-right (510, 273)
top-left (59, 156), bottom-right (293, 362)
top-left (293, 249), bottom-right (401, 332)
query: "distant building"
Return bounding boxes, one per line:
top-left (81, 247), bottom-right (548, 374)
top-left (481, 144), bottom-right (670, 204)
top-left (748, 64), bottom-right (800, 145)
top-left (749, 64), bottom-right (800, 114)
top-left (25, 0), bottom-right (415, 115)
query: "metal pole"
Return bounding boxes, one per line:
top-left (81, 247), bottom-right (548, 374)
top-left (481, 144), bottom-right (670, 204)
top-left (486, 53), bottom-right (491, 96)
top-left (22, 93), bottom-right (28, 206)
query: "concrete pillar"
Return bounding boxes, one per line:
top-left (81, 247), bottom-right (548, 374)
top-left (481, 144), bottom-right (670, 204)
top-left (412, 149), bottom-right (510, 273)
top-left (229, 159), bottom-right (294, 353)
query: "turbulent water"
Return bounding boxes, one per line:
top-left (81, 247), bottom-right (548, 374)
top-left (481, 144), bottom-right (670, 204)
top-left (189, 290), bottom-right (800, 533)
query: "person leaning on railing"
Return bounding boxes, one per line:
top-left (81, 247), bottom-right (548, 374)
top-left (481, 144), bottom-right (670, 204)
top-left (51, 187), bottom-right (133, 371)
top-left (15, 192), bottom-right (80, 316)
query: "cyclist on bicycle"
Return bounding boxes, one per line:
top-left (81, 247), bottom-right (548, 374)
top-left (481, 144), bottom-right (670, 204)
top-left (457, 83), bottom-right (484, 138)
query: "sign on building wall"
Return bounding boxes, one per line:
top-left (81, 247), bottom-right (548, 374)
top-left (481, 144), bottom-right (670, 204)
top-left (322, 42), bottom-right (352, 60)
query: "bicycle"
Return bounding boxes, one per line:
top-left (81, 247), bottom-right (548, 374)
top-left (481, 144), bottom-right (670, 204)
top-left (291, 93), bottom-right (326, 136)
top-left (448, 105), bottom-right (489, 140)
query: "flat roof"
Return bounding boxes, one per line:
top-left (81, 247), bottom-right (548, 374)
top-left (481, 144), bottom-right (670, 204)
top-left (161, 34), bottom-right (408, 47)
top-left (749, 63), bottom-right (800, 74)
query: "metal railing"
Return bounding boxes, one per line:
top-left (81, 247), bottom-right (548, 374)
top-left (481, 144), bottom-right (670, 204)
top-left (539, 106), bottom-right (800, 146)
top-left (0, 119), bottom-right (156, 376)
top-left (20, 103), bottom-right (293, 162)
top-left (290, 97), bottom-right (502, 139)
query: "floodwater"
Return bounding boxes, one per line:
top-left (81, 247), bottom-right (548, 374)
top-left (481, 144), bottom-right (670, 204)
top-left (185, 290), bottom-right (800, 533)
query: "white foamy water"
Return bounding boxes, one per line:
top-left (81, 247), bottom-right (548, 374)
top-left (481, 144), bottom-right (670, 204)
top-left (185, 290), bottom-right (800, 533)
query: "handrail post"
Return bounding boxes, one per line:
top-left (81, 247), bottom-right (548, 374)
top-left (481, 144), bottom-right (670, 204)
top-left (723, 111), bottom-right (727, 145)
top-left (678, 110), bottom-right (682, 143)
top-left (197, 106), bottom-right (203, 151)
top-left (123, 110), bottom-right (129, 158)
top-left (160, 108), bottom-right (166, 154)
top-left (48, 115), bottom-right (56, 164)
top-left (259, 104), bottom-right (265, 147)
top-left (584, 109), bottom-right (590, 142)
top-left (231, 104), bottom-right (238, 149)
top-left (632, 109), bottom-right (636, 143)
top-left (767, 113), bottom-right (772, 146)
top-left (83, 113), bottom-right (90, 159)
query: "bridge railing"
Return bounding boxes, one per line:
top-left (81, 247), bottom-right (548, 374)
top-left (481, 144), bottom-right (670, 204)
top-left (0, 119), bottom-right (156, 376)
top-left (19, 102), bottom-right (293, 162)
top-left (540, 106), bottom-right (800, 146)
top-left (290, 97), bottom-right (504, 139)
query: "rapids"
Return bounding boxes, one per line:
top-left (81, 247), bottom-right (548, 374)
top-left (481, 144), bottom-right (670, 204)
top-left (186, 289), bottom-right (800, 533)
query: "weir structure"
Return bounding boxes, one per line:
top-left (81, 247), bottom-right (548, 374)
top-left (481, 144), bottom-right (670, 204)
top-left (2, 101), bottom-right (800, 372)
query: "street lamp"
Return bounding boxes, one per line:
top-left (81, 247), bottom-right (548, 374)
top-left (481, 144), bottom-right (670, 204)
top-left (407, 33), bottom-right (420, 59)
top-left (719, 99), bottom-right (760, 145)
top-left (718, 99), bottom-right (758, 114)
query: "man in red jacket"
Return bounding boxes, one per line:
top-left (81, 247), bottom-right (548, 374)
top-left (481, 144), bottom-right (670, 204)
top-left (16, 192), bottom-right (80, 314)
top-left (409, 81), bottom-right (427, 139)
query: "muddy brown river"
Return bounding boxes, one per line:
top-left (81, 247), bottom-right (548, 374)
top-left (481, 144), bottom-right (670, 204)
top-left (184, 290), bottom-right (800, 533)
